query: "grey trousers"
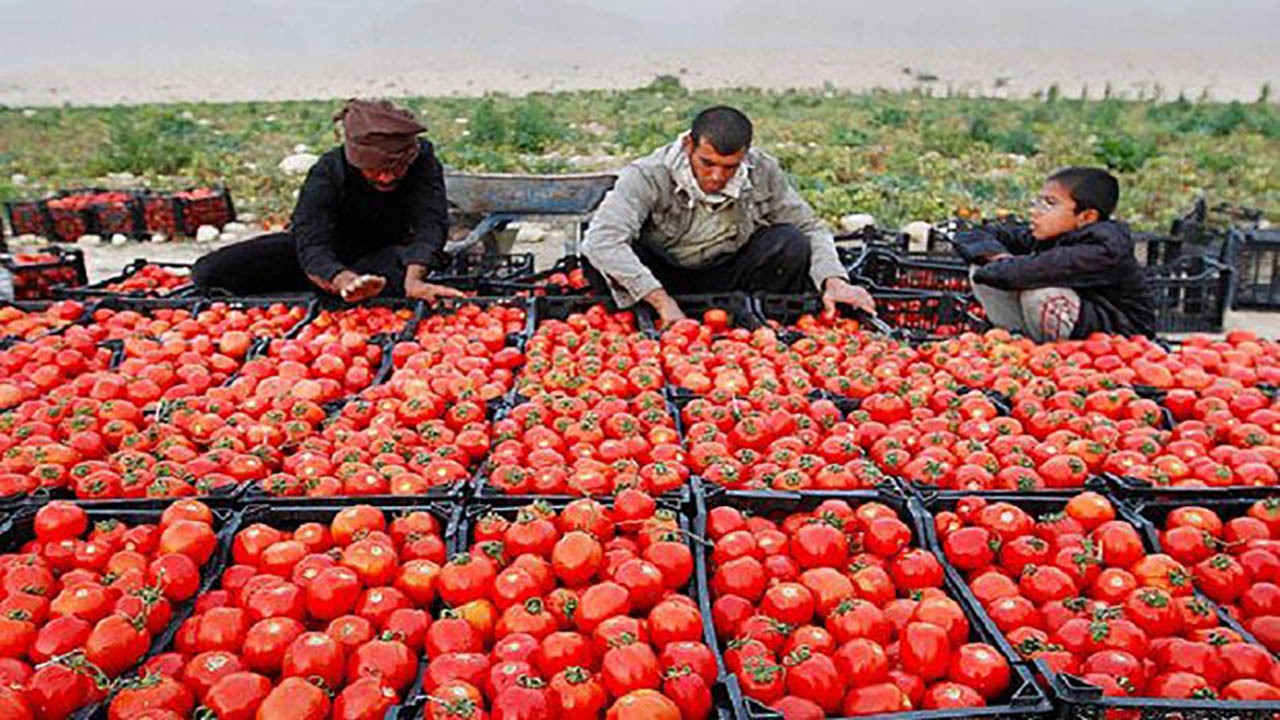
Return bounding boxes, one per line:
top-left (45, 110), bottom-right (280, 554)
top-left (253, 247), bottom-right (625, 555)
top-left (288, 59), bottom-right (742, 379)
top-left (970, 268), bottom-right (1080, 342)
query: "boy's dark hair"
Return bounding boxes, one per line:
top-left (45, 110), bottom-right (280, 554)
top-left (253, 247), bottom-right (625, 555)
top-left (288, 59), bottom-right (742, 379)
top-left (690, 106), bottom-right (753, 154)
top-left (1048, 166), bottom-right (1120, 220)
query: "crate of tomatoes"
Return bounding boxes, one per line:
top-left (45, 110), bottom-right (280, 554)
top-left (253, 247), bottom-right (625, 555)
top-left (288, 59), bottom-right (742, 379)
top-left (4, 198), bottom-right (50, 237)
top-left (64, 260), bottom-right (194, 298)
top-left (0, 499), bottom-right (238, 720)
top-left (94, 501), bottom-right (459, 720)
top-left (418, 494), bottom-right (734, 720)
top-left (1122, 495), bottom-right (1280, 656)
top-left (923, 489), bottom-right (1280, 718)
top-left (43, 189), bottom-right (146, 243)
top-left (483, 256), bottom-right (594, 297)
top-left (1, 246), bottom-right (89, 299)
top-left (173, 186), bottom-right (236, 236)
top-left (696, 482), bottom-right (1053, 719)
top-left (138, 192), bottom-right (182, 237)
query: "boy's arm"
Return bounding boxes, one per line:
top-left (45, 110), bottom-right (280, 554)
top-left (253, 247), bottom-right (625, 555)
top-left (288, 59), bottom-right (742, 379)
top-left (951, 223), bottom-right (1036, 263)
top-left (972, 233), bottom-right (1131, 290)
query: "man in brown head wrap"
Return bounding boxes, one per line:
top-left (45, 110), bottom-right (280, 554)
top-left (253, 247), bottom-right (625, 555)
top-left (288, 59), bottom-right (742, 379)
top-left (193, 98), bottom-right (461, 302)
top-left (336, 99), bottom-right (426, 191)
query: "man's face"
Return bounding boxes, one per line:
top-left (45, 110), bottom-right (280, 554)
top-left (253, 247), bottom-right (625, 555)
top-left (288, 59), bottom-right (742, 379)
top-left (1030, 181), bottom-right (1085, 240)
top-left (360, 166), bottom-right (407, 192)
top-left (686, 137), bottom-right (746, 196)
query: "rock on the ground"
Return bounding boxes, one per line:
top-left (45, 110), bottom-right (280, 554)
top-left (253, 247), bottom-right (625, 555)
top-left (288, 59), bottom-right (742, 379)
top-left (150, 233), bottom-right (170, 244)
top-left (279, 153), bottom-right (319, 175)
top-left (902, 221), bottom-right (933, 252)
top-left (238, 213), bottom-right (259, 224)
top-left (76, 234), bottom-right (102, 246)
top-left (11, 234), bottom-right (41, 246)
top-left (515, 223), bottom-right (549, 244)
top-left (110, 233), bottom-right (129, 246)
top-left (195, 225), bottom-right (220, 243)
top-left (840, 213), bottom-right (877, 233)
top-left (219, 232), bottom-right (240, 242)
top-left (10, 174), bottom-right (28, 186)
top-left (292, 143), bottom-right (311, 154)
top-left (222, 222), bottom-right (249, 235)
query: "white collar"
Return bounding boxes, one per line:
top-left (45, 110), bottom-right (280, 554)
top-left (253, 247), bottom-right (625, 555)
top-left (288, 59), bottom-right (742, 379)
top-left (668, 132), bottom-right (750, 206)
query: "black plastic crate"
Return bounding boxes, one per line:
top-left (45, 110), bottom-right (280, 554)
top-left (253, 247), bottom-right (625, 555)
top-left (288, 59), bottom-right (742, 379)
top-left (853, 247), bottom-right (972, 293)
top-left (1228, 226), bottom-right (1280, 309)
top-left (1146, 254), bottom-right (1232, 333)
top-left (1131, 230), bottom-right (1225, 267)
top-left (174, 185), bottom-right (236, 235)
top-left (81, 501), bottom-right (458, 720)
top-left (4, 198), bottom-right (49, 237)
top-left (410, 294), bottom-right (535, 349)
top-left (636, 292), bottom-right (761, 337)
top-left (832, 289), bottom-right (987, 342)
top-left (1170, 196), bottom-right (1263, 248)
top-left (433, 497), bottom-right (726, 714)
top-left (2, 246), bottom-right (88, 299)
top-left (481, 255), bottom-right (594, 296)
top-left (915, 490), bottom-right (1280, 720)
top-left (0, 501), bottom-right (240, 720)
top-left (44, 201), bottom-right (96, 243)
top-left (87, 194), bottom-right (146, 239)
top-left (429, 251), bottom-right (536, 290)
top-left (474, 386), bottom-right (690, 504)
top-left (296, 296), bottom-right (421, 342)
top-left (754, 292), bottom-right (894, 337)
top-left (1121, 493), bottom-right (1279, 648)
top-left (695, 482), bottom-right (1054, 720)
top-left (65, 259), bottom-right (194, 298)
top-left (138, 192), bottom-right (182, 236)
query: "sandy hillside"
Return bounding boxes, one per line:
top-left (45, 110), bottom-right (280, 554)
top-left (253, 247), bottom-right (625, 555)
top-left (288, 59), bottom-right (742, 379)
top-left (0, 0), bottom-right (1275, 105)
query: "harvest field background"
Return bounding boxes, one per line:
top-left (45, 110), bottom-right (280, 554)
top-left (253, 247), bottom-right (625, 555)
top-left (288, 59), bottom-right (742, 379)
top-left (2, 81), bottom-right (1277, 233)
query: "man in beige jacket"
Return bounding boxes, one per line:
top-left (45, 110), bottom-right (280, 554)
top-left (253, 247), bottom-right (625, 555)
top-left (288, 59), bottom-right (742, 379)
top-left (583, 105), bottom-right (875, 325)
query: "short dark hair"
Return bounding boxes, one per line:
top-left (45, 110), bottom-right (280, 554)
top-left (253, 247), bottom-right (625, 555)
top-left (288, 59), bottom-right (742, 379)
top-left (1048, 166), bottom-right (1120, 220)
top-left (690, 106), bottom-right (753, 154)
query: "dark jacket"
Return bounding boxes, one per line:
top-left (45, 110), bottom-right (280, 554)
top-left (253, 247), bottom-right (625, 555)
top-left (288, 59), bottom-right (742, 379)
top-left (291, 141), bottom-right (448, 281)
top-left (957, 220), bottom-right (1156, 338)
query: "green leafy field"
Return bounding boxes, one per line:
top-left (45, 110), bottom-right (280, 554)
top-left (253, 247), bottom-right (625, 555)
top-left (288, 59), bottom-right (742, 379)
top-left (1, 80), bottom-right (1276, 231)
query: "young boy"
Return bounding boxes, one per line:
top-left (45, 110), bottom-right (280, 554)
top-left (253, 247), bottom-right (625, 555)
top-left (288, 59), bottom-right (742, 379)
top-left (954, 167), bottom-right (1155, 340)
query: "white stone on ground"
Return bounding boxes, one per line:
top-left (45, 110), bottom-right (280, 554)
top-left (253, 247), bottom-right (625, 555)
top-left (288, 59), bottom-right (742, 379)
top-left (840, 213), bottom-right (877, 233)
top-left (515, 223), bottom-right (549, 244)
top-left (902, 221), bottom-right (933, 252)
top-left (279, 153), bottom-right (319, 175)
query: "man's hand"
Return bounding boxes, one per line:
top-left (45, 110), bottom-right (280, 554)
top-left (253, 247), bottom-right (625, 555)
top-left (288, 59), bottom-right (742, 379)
top-left (405, 276), bottom-right (466, 302)
top-left (822, 277), bottom-right (876, 317)
top-left (643, 288), bottom-right (687, 328)
top-left (333, 270), bottom-right (387, 302)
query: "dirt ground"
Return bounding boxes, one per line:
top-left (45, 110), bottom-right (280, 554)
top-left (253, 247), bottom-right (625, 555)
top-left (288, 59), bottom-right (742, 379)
top-left (76, 236), bottom-right (1280, 340)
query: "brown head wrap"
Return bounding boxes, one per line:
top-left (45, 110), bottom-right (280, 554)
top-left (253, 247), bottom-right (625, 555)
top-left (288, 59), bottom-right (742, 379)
top-left (334, 98), bottom-right (427, 175)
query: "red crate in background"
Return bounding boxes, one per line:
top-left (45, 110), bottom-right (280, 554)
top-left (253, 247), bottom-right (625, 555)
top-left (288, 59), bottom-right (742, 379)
top-left (175, 185), bottom-right (236, 234)
top-left (2, 246), bottom-right (88, 299)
